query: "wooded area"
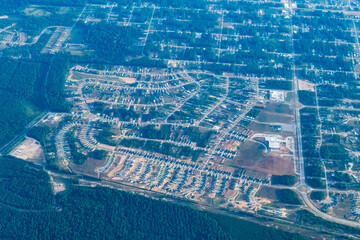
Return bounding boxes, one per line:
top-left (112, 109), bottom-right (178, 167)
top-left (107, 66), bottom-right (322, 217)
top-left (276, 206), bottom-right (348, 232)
top-left (0, 156), bottom-right (309, 240)
top-left (0, 56), bottom-right (70, 146)
top-left (82, 23), bottom-right (141, 64)
top-left (0, 59), bottom-right (43, 145)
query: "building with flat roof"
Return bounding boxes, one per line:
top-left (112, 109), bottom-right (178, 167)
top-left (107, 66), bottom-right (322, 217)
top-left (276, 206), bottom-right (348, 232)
top-left (265, 136), bottom-right (282, 152)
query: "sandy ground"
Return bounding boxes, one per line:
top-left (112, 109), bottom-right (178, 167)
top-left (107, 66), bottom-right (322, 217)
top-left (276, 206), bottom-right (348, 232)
top-left (57, 7), bottom-right (70, 15)
top-left (208, 193), bottom-right (216, 198)
top-left (251, 154), bottom-right (294, 175)
top-left (225, 189), bottom-right (237, 198)
top-left (67, 71), bottom-right (73, 82)
top-left (107, 155), bottom-right (127, 178)
top-left (24, 8), bottom-right (51, 16)
top-left (223, 139), bottom-right (242, 151)
top-left (69, 70), bottom-right (136, 84)
top-left (120, 77), bottom-right (136, 84)
top-left (98, 143), bottom-right (116, 152)
top-left (235, 153), bottom-right (294, 175)
top-left (298, 80), bottom-right (315, 91)
top-left (233, 200), bottom-right (252, 209)
top-left (10, 137), bottom-right (45, 162)
top-left (52, 181), bottom-right (66, 194)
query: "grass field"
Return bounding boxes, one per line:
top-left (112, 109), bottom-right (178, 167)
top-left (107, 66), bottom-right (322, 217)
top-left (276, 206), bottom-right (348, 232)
top-left (256, 112), bottom-right (294, 124)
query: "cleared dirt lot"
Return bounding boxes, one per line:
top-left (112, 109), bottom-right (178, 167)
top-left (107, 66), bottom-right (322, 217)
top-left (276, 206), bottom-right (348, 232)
top-left (256, 112), bottom-right (294, 124)
top-left (227, 141), bottom-right (294, 175)
top-left (10, 137), bottom-right (45, 164)
top-left (70, 71), bottom-right (136, 84)
top-left (298, 80), bottom-right (315, 91)
top-left (24, 7), bottom-right (51, 17)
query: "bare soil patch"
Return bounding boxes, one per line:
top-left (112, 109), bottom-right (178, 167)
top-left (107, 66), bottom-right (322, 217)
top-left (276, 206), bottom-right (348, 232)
top-left (24, 8), bottom-right (51, 17)
top-left (298, 80), bottom-right (315, 91)
top-left (256, 186), bottom-right (277, 200)
top-left (265, 102), bottom-right (293, 115)
top-left (107, 155), bottom-right (127, 178)
top-left (256, 112), bottom-right (294, 124)
top-left (10, 137), bottom-right (45, 164)
top-left (228, 141), bottom-right (294, 175)
top-left (70, 157), bottom-right (105, 177)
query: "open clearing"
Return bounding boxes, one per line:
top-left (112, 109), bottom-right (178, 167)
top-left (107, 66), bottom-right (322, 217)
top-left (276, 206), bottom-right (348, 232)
top-left (24, 8), bottom-right (51, 17)
top-left (70, 70), bottom-right (134, 84)
top-left (298, 80), bottom-right (315, 91)
top-left (10, 137), bottom-right (44, 162)
top-left (229, 141), bottom-right (294, 175)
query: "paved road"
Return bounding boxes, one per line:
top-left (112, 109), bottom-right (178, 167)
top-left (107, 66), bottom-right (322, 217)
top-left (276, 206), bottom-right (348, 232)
top-left (298, 185), bottom-right (360, 228)
top-left (288, 0), bottom-right (360, 228)
top-left (0, 112), bottom-right (48, 155)
top-left (196, 77), bottom-right (229, 125)
top-left (0, 3), bottom-right (88, 155)
top-left (200, 79), bottom-right (258, 171)
top-left (141, 5), bottom-right (156, 55)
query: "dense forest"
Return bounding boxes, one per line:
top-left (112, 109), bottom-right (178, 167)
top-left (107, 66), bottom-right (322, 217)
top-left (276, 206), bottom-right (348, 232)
top-left (0, 58), bottom-right (43, 145)
top-left (0, 156), bottom-right (310, 240)
top-left (0, 0), bottom-right (28, 14)
top-left (0, 0), bottom-right (84, 8)
top-left (271, 175), bottom-right (296, 186)
top-left (28, 0), bottom-right (85, 6)
top-left (45, 56), bottom-right (71, 112)
top-left (297, 209), bottom-right (360, 236)
top-left (82, 23), bottom-right (141, 64)
top-left (0, 55), bottom-right (70, 146)
top-left (275, 189), bottom-right (302, 205)
top-left (27, 125), bottom-right (51, 146)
